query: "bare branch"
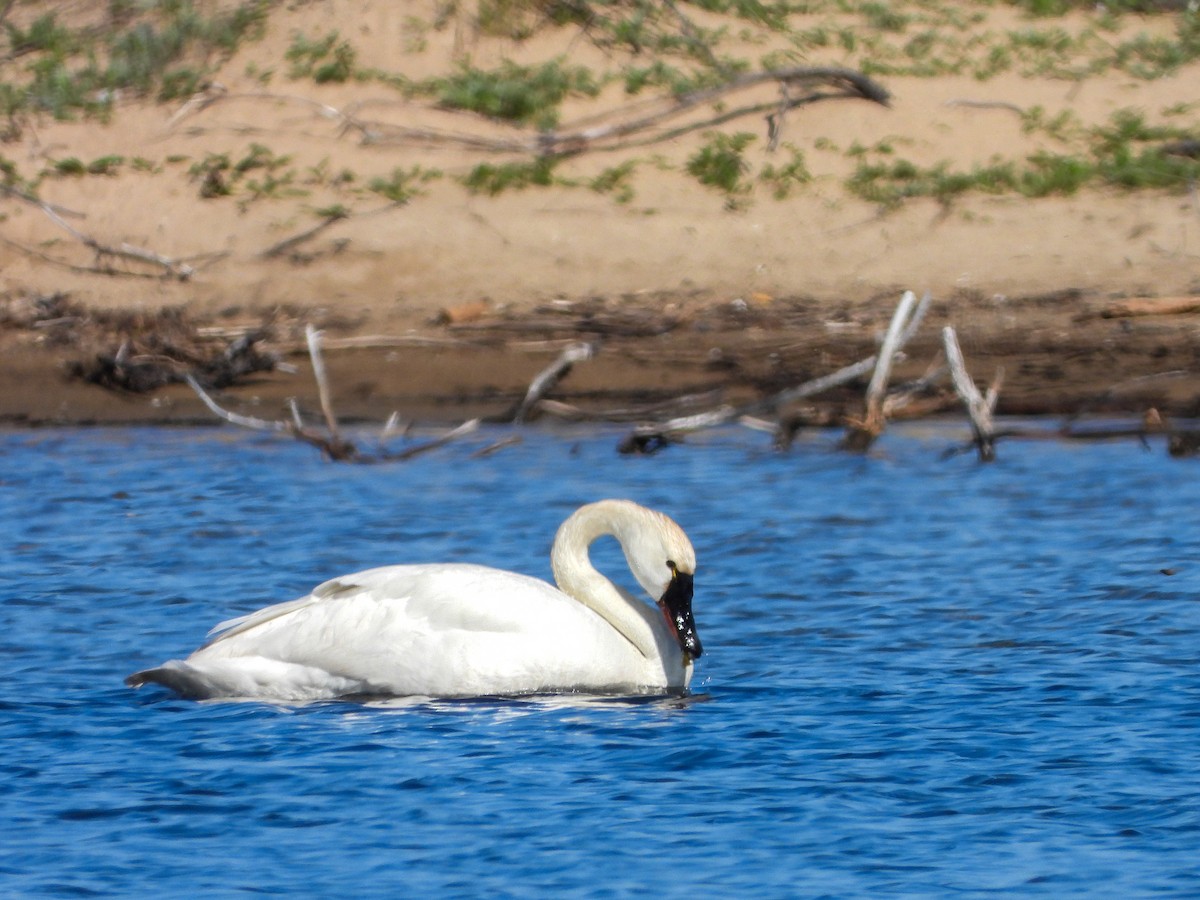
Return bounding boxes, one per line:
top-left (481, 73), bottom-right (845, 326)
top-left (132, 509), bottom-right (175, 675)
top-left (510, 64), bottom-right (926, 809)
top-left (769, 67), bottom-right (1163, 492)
top-left (167, 67), bottom-right (888, 158)
top-left (511, 341), bottom-right (596, 423)
top-left (2, 185), bottom-right (195, 279)
top-left (841, 290), bottom-right (929, 452)
top-left (942, 326), bottom-right (998, 462)
top-left (388, 419), bottom-right (481, 461)
top-left (260, 210), bottom-right (348, 259)
top-left (185, 375), bottom-right (287, 432)
top-left (305, 325), bottom-right (341, 440)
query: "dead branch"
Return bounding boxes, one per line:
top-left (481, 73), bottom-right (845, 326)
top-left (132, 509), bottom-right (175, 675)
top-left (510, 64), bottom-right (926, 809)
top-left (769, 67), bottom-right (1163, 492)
top-left (305, 325), bottom-right (342, 440)
top-left (1100, 296), bottom-right (1200, 318)
top-left (259, 210), bottom-right (348, 259)
top-left (509, 341), bottom-right (596, 423)
top-left (619, 355), bottom-right (876, 453)
top-left (71, 329), bottom-right (279, 394)
top-left (168, 67), bottom-right (888, 158)
top-left (944, 99), bottom-right (1025, 116)
top-left (182, 324), bottom-right (484, 463)
top-left (841, 290), bottom-right (930, 452)
top-left (470, 435), bottom-right (523, 459)
top-left (618, 290), bottom-right (932, 454)
top-left (386, 419), bottom-right (481, 461)
top-left (534, 389), bottom-right (727, 424)
top-left (882, 355), bottom-right (948, 418)
top-left (185, 375), bottom-right (287, 432)
top-left (942, 326), bottom-right (1001, 462)
top-left (2, 184), bottom-right (196, 279)
top-left (538, 66), bottom-right (890, 156)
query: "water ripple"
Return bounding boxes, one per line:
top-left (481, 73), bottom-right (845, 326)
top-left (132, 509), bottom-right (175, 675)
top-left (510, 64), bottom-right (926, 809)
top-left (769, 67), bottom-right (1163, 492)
top-left (1, 426), bottom-right (1199, 896)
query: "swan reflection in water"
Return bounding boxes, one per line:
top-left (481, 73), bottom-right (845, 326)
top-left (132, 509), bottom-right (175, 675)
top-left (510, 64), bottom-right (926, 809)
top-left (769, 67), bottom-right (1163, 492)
top-left (126, 500), bottom-right (703, 702)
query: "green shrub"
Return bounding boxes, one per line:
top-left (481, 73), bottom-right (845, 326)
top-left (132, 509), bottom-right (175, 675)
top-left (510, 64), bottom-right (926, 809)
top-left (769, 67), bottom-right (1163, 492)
top-left (435, 60), bottom-right (599, 129)
top-left (461, 158), bottom-right (560, 195)
top-left (687, 131), bottom-right (756, 205)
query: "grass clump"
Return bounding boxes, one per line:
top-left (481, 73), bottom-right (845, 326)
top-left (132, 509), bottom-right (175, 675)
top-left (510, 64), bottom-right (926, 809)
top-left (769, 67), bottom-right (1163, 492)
top-left (461, 158), bottom-right (560, 195)
top-left (46, 155), bottom-right (126, 177)
top-left (187, 144), bottom-right (301, 203)
top-left (589, 160), bottom-right (639, 204)
top-left (1, 1), bottom-right (269, 120)
top-left (845, 106), bottom-right (1200, 207)
top-left (285, 31), bottom-right (358, 83)
top-left (367, 166), bottom-right (442, 203)
top-left (687, 131), bottom-right (756, 208)
top-left (434, 60), bottom-right (599, 129)
top-left (758, 145), bottom-right (812, 199)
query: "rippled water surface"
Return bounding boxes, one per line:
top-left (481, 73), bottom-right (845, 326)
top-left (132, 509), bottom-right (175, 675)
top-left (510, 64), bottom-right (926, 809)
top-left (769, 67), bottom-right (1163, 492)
top-left (3, 425), bottom-right (1199, 897)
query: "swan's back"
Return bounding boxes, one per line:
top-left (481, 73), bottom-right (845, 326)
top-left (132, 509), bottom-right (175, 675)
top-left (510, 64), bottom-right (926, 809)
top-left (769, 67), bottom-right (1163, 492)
top-left (130, 563), bottom-right (667, 700)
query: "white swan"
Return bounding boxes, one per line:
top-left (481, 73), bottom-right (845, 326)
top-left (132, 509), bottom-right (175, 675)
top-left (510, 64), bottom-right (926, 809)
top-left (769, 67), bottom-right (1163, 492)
top-left (126, 499), bottom-right (702, 701)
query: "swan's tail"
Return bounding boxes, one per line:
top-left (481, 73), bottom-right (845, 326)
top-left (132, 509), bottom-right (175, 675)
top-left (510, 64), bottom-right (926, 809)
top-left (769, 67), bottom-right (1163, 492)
top-left (125, 657), bottom-right (366, 701)
top-left (125, 661), bottom-right (210, 697)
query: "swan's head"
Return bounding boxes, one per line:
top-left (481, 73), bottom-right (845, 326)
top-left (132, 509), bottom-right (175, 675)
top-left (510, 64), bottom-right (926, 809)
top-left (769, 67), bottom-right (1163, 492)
top-left (620, 505), bottom-right (703, 661)
top-left (554, 499), bottom-right (703, 661)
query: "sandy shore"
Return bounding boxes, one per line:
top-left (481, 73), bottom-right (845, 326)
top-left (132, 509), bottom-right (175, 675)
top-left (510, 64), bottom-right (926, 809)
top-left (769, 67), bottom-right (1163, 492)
top-left (2, 1), bottom-right (1198, 427)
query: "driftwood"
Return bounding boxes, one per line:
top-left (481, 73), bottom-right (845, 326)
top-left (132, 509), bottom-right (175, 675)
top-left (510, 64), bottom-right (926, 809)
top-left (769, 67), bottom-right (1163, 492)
top-left (942, 326), bottom-right (1002, 462)
top-left (1, 185), bottom-right (197, 279)
top-left (619, 355), bottom-right (878, 454)
top-left (185, 325), bottom-right (482, 463)
top-left (167, 66), bottom-right (888, 158)
top-left (534, 66), bottom-right (890, 156)
top-left (509, 341), bottom-right (596, 423)
top-left (71, 330), bottom-right (279, 393)
top-left (839, 291), bottom-right (932, 452)
top-left (536, 389), bottom-right (726, 424)
top-left (259, 210), bottom-right (348, 259)
top-left (618, 288), bottom-right (929, 454)
top-left (1100, 296), bottom-right (1200, 318)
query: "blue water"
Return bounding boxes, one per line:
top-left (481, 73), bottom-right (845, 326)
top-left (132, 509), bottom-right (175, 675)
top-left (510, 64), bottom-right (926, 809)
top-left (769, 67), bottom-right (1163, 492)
top-left (2, 424), bottom-right (1198, 897)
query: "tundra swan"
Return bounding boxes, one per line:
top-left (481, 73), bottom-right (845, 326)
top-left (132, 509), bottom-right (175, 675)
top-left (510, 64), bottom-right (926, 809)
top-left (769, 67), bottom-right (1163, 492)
top-left (125, 499), bottom-right (702, 701)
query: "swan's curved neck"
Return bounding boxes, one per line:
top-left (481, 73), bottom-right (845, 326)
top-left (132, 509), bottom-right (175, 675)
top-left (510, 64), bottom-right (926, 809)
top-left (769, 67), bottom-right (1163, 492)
top-left (550, 503), bottom-right (663, 660)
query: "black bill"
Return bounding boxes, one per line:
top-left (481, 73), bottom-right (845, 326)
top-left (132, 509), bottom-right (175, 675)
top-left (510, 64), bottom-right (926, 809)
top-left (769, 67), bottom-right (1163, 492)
top-left (658, 570), bottom-right (702, 660)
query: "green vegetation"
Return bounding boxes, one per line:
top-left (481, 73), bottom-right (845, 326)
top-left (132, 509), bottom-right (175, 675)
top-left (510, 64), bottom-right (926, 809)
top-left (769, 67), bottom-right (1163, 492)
top-left (434, 60), bottom-right (599, 129)
top-left (758, 145), bottom-right (813, 199)
top-left (47, 155), bottom-right (125, 177)
top-left (285, 31), bottom-right (357, 84)
top-left (589, 161), bottom-right (639, 204)
top-left (2, 1), bottom-right (1198, 212)
top-left (187, 144), bottom-right (303, 205)
top-left (367, 166), bottom-right (442, 204)
top-left (846, 107), bottom-right (1200, 207)
top-left (461, 158), bottom-right (561, 194)
top-left (1, 1), bottom-right (268, 120)
top-left (687, 131), bottom-right (757, 208)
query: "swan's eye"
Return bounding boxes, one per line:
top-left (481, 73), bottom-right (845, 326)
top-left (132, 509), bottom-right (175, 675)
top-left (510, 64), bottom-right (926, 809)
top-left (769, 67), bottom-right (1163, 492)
top-left (666, 559), bottom-right (677, 574)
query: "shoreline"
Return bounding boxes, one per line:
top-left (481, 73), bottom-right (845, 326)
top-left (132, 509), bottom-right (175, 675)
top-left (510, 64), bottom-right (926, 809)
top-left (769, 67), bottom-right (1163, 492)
top-left (4, 3), bottom-right (1200, 431)
top-left (4, 285), bottom-right (1198, 430)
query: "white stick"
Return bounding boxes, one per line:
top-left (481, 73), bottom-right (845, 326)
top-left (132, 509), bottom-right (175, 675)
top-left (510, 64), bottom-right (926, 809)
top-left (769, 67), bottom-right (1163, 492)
top-left (942, 326), bottom-right (998, 461)
top-left (305, 324), bottom-right (340, 439)
top-left (185, 375), bottom-right (286, 432)
top-left (513, 341), bottom-right (596, 423)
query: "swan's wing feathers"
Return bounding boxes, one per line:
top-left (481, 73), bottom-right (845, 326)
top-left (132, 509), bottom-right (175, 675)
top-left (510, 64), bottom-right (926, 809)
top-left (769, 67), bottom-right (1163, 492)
top-left (200, 564), bottom-right (566, 650)
top-left (203, 576), bottom-right (368, 646)
top-left (396, 565), bottom-right (568, 633)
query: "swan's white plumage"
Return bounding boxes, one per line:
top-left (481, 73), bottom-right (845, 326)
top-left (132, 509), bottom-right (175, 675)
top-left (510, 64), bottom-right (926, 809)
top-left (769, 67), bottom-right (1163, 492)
top-left (126, 500), bottom-right (699, 701)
